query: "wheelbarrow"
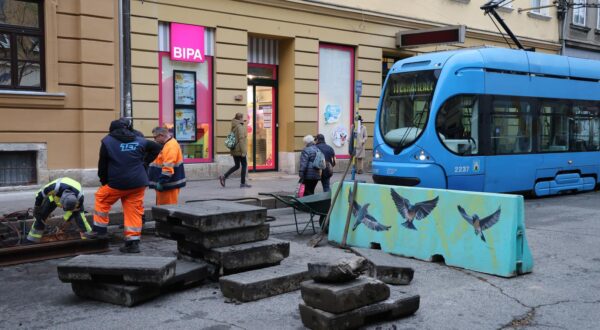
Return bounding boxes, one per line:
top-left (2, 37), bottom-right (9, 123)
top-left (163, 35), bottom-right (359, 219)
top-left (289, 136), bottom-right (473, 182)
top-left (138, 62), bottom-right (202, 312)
top-left (259, 191), bottom-right (331, 234)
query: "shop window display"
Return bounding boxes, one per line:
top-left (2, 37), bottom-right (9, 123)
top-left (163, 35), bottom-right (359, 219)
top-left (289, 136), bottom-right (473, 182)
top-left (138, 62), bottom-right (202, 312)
top-left (160, 54), bottom-right (213, 162)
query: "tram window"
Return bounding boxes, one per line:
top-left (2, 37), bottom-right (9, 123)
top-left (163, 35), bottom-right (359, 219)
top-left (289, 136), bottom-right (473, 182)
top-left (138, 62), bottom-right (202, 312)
top-left (572, 102), bottom-right (600, 151)
top-left (491, 97), bottom-right (532, 154)
top-left (436, 95), bottom-right (479, 155)
top-left (539, 101), bottom-right (570, 152)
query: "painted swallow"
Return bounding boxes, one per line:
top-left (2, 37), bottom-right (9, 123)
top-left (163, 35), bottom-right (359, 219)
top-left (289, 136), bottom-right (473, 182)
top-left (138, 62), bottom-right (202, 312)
top-left (390, 189), bottom-right (439, 230)
top-left (457, 205), bottom-right (501, 242)
top-left (348, 188), bottom-right (391, 232)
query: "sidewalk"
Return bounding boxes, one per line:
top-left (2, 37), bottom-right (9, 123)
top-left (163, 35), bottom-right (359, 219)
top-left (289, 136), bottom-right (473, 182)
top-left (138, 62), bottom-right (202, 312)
top-left (0, 171), bottom-right (373, 215)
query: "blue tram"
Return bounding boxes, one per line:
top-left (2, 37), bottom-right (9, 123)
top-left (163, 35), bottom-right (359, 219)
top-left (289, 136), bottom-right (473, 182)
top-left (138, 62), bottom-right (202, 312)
top-left (372, 47), bottom-right (600, 196)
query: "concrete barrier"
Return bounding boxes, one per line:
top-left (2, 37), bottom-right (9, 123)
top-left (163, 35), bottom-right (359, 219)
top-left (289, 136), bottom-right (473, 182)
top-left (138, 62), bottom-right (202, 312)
top-left (328, 182), bottom-right (533, 277)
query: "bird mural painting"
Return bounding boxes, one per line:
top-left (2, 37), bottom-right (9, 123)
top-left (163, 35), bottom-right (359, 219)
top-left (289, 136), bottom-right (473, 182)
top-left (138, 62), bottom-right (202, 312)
top-left (390, 189), bottom-right (439, 230)
top-left (348, 188), bottom-right (391, 232)
top-left (457, 205), bottom-right (501, 242)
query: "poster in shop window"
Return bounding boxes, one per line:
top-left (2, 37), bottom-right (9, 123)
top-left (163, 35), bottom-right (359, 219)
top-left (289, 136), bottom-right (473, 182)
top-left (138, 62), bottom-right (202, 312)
top-left (174, 71), bottom-right (196, 106)
top-left (175, 108), bottom-right (197, 142)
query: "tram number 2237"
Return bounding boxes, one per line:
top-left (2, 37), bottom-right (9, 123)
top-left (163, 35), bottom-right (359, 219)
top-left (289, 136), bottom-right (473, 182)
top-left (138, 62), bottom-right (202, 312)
top-left (454, 166), bottom-right (470, 173)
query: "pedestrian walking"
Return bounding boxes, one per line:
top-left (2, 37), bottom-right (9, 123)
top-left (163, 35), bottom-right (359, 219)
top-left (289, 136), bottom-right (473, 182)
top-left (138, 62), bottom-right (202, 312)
top-left (86, 119), bottom-right (154, 253)
top-left (148, 127), bottom-right (186, 205)
top-left (219, 112), bottom-right (251, 188)
top-left (26, 177), bottom-right (92, 243)
top-left (299, 135), bottom-right (322, 196)
top-left (355, 116), bottom-right (368, 174)
top-left (314, 133), bottom-right (336, 192)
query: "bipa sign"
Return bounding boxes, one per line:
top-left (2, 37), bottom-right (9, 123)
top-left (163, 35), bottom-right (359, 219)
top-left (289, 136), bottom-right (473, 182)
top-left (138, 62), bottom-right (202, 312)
top-left (170, 23), bottom-right (205, 63)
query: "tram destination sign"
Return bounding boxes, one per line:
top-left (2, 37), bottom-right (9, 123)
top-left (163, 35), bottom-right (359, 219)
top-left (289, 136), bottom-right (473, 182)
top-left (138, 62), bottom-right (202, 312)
top-left (396, 25), bottom-right (465, 48)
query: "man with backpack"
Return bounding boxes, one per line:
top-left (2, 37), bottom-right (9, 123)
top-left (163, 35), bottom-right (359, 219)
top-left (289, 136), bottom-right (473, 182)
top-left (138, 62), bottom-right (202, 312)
top-left (314, 134), bottom-right (336, 192)
top-left (299, 135), bottom-right (323, 196)
top-left (219, 113), bottom-right (252, 188)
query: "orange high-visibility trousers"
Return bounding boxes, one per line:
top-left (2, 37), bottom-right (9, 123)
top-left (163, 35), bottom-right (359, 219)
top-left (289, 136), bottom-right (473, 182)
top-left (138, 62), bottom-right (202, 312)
top-left (93, 185), bottom-right (145, 241)
top-left (156, 188), bottom-right (179, 205)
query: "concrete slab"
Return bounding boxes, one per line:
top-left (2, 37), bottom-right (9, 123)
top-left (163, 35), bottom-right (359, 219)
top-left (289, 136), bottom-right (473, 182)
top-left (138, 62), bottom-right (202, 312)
top-left (156, 221), bottom-right (270, 249)
top-left (177, 238), bottom-right (290, 274)
top-left (152, 202), bottom-right (266, 232)
top-left (69, 259), bottom-right (215, 307)
top-left (219, 263), bottom-right (310, 302)
top-left (57, 255), bottom-right (176, 286)
top-left (71, 282), bottom-right (160, 307)
top-left (350, 247), bottom-right (415, 285)
top-left (307, 257), bottom-right (369, 283)
top-left (300, 277), bottom-right (390, 314)
top-left (299, 290), bottom-right (420, 330)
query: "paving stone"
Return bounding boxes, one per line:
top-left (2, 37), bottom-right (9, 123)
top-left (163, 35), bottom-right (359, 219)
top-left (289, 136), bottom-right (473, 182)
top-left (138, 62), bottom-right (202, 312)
top-left (152, 202), bottom-right (266, 232)
top-left (156, 221), bottom-right (270, 249)
top-left (299, 290), bottom-right (420, 330)
top-left (177, 238), bottom-right (290, 274)
top-left (57, 255), bottom-right (176, 286)
top-left (70, 259), bottom-right (215, 307)
top-left (300, 277), bottom-right (390, 314)
top-left (71, 282), bottom-right (160, 307)
top-left (350, 247), bottom-right (415, 285)
top-left (307, 257), bottom-right (369, 283)
top-left (219, 263), bottom-right (310, 302)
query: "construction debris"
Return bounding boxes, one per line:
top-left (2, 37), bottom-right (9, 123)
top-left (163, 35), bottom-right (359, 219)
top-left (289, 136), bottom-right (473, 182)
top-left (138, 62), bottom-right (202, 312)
top-left (307, 256), bottom-right (368, 283)
top-left (298, 258), bottom-right (420, 329)
top-left (350, 247), bottom-right (415, 285)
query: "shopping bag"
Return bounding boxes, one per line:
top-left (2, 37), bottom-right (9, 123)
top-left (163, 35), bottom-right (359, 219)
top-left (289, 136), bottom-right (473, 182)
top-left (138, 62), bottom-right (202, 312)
top-left (295, 183), bottom-right (306, 198)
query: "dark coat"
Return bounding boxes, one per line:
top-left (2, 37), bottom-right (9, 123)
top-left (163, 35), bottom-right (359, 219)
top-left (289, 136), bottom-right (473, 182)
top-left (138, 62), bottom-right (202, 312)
top-left (316, 141), bottom-right (336, 178)
top-left (299, 142), bottom-right (322, 181)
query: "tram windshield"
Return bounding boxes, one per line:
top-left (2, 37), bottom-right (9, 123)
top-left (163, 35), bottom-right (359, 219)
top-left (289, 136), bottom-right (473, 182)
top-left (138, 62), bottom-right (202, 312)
top-left (379, 70), bottom-right (439, 151)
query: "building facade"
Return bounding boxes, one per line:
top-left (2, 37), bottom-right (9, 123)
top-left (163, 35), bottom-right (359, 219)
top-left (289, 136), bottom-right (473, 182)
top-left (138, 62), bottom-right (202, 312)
top-left (0, 0), bottom-right (120, 188)
top-left (0, 0), bottom-right (562, 188)
top-left (559, 0), bottom-right (600, 59)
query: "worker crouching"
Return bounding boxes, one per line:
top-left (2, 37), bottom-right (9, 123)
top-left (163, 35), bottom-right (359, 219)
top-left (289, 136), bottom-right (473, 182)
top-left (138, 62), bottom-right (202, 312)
top-left (27, 177), bottom-right (92, 243)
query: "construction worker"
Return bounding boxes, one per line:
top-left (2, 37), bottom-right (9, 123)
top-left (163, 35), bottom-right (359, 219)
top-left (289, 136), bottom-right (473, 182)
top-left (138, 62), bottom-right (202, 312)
top-left (86, 118), bottom-right (156, 253)
top-left (148, 127), bottom-right (186, 205)
top-left (27, 177), bottom-right (92, 243)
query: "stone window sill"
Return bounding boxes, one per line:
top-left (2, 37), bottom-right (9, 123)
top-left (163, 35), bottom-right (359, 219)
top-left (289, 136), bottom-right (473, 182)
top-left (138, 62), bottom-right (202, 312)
top-left (571, 23), bottom-right (591, 33)
top-left (527, 12), bottom-right (552, 21)
top-left (0, 90), bottom-right (66, 108)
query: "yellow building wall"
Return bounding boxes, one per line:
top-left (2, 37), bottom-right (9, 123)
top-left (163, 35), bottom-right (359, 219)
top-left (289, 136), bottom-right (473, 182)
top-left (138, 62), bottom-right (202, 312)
top-left (130, 0), bottom-right (561, 161)
top-left (0, 0), bottom-right (120, 172)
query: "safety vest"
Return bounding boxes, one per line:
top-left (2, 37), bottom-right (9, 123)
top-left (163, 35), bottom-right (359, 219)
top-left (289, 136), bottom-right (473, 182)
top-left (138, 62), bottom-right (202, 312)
top-left (148, 138), bottom-right (186, 190)
top-left (35, 177), bottom-right (84, 210)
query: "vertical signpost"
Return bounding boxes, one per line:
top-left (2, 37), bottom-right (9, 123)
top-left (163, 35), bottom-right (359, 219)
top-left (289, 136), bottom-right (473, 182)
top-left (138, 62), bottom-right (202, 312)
top-left (351, 80), bottom-right (363, 180)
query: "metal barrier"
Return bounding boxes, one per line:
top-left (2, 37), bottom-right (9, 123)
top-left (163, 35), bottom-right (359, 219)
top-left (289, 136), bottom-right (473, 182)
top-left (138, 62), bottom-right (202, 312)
top-left (328, 182), bottom-right (533, 277)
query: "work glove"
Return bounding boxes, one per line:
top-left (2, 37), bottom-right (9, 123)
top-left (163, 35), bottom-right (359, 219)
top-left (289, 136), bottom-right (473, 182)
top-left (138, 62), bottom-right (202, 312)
top-left (155, 182), bottom-right (164, 192)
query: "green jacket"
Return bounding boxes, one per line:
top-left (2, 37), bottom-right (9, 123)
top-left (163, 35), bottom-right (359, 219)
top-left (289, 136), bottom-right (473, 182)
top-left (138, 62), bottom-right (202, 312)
top-left (230, 118), bottom-right (248, 157)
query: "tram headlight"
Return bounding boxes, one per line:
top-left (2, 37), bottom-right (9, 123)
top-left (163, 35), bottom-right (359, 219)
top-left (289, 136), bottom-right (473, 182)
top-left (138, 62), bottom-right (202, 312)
top-left (374, 149), bottom-right (382, 159)
top-left (414, 150), bottom-right (430, 161)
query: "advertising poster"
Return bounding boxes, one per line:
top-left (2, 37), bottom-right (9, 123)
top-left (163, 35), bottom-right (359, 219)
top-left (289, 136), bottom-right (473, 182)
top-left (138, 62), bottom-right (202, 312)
top-left (174, 71), bottom-right (196, 105)
top-left (175, 108), bottom-right (196, 142)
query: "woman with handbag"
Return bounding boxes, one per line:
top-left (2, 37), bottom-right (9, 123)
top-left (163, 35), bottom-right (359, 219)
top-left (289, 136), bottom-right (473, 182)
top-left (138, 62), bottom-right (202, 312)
top-left (298, 135), bottom-right (322, 196)
top-left (219, 113), bottom-right (252, 188)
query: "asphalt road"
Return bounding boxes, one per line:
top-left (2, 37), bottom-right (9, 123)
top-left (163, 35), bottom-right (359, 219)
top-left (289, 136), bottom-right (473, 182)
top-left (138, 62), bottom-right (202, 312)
top-left (1, 189), bottom-right (599, 329)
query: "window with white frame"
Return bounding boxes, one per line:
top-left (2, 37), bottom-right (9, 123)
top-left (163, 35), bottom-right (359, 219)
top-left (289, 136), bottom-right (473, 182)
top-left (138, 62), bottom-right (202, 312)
top-left (573, 0), bottom-right (587, 26)
top-left (531, 0), bottom-right (550, 16)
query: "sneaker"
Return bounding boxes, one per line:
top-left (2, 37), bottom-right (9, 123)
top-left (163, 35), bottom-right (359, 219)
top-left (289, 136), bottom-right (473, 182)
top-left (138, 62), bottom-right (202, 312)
top-left (119, 240), bottom-right (140, 253)
top-left (240, 183), bottom-right (252, 188)
top-left (219, 175), bottom-right (226, 187)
